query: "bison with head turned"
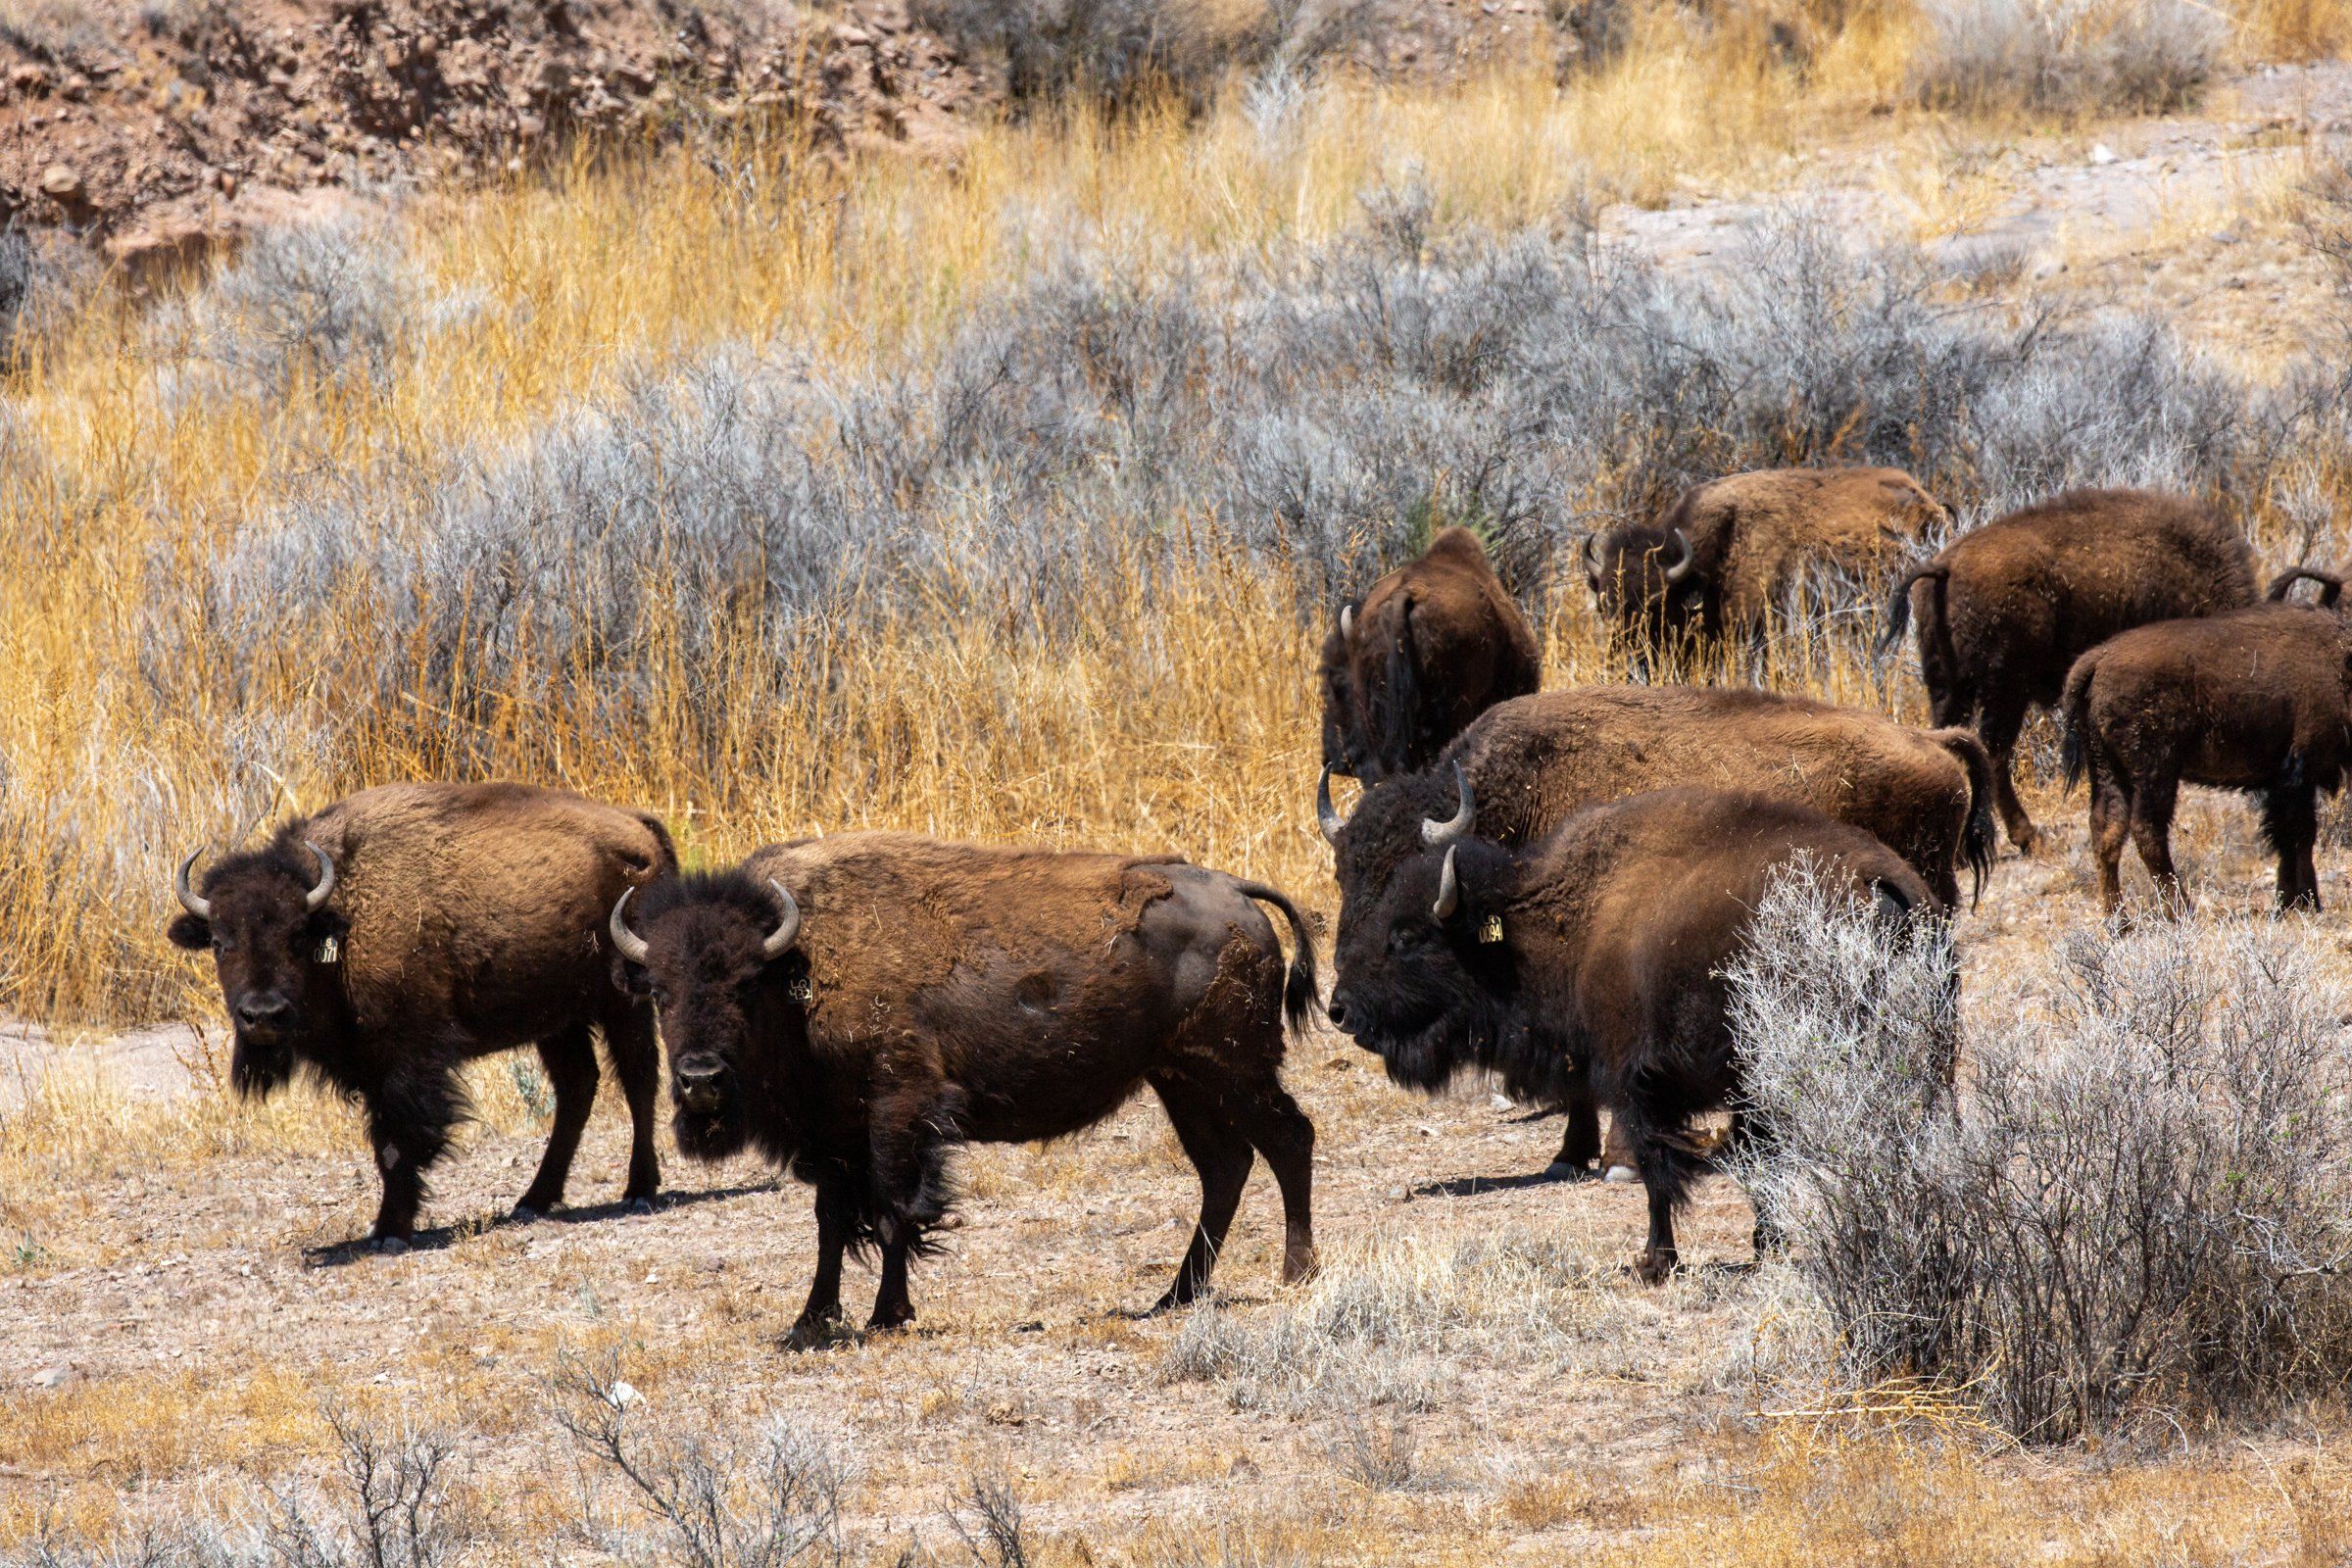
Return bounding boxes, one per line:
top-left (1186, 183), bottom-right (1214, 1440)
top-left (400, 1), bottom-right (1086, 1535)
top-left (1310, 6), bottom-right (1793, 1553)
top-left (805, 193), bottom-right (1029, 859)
top-left (1319, 682), bottom-right (1991, 1178)
top-left (1321, 526), bottom-right (1541, 782)
top-left (1585, 466), bottom-right (1948, 659)
top-left (1325, 772), bottom-right (1946, 1282)
top-left (2060, 567), bottom-right (2352, 914)
top-left (1881, 487), bottom-right (2257, 854)
top-left (608, 832), bottom-right (1320, 1348)
top-left (169, 782), bottom-right (675, 1247)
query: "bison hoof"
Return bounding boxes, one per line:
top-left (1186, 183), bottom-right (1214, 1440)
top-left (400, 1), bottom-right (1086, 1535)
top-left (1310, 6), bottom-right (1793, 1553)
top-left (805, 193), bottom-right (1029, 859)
top-left (781, 1313), bottom-right (852, 1352)
top-left (371, 1236), bottom-right (410, 1256)
top-left (1602, 1164), bottom-right (1640, 1185)
top-left (509, 1202), bottom-right (549, 1225)
top-left (625, 1198), bottom-right (656, 1217)
top-left (1543, 1158), bottom-right (1595, 1183)
top-left (1632, 1249), bottom-right (1678, 1285)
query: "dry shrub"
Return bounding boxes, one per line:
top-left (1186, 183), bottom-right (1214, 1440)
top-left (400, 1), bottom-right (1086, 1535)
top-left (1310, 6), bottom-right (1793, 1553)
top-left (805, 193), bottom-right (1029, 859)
top-left (1732, 871), bottom-right (2352, 1443)
top-left (1910, 0), bottom-right (2227, 117)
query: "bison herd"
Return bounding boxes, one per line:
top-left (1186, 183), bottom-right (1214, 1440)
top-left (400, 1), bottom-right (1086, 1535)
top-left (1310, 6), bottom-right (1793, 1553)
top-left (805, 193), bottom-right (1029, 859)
top-left (169, 475), bottom-right (2348, 1341)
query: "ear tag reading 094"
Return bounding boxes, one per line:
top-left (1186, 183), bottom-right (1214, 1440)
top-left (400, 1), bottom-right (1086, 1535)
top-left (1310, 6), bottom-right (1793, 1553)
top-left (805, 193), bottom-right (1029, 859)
top-left (1479, 915), bottom-right (1505, 945)
top-left (315, 935), bottom-right (343, 965)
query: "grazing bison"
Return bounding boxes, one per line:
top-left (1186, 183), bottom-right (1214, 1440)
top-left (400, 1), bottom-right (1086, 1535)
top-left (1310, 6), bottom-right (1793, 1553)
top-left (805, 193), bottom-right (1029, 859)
top-left (2060, 568), bottom-right (2352, 914)
top-left (1585, 466), bottom-right (1948, 656)
top-left (1319, 682), bottom-right (1992, 1179)
top-left (1324, 773), bottom-right (1943, 1281)
top-left (608, 833), bottom-right (1319, 1347)
top-left (1321, 526), bottom-right (1541, 781)
top-left (1881, 487), bottom-right (2257, 854)
top-left (168, 783), bottom-right (676, 1246)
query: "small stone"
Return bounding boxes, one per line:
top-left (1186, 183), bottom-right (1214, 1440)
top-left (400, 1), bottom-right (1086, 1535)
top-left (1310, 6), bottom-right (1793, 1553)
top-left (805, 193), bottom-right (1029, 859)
top-left (2088, 142), bottom-right (2118, 166)
top-left (1490, 1093), bottom-right (1514, 1111)
top-left (30, 1362), bottom-right (82, 1391)
top-left (1388, 1184), bottom-right (1411, 1202)
top-left (39, 164), bottom-right (80, 198)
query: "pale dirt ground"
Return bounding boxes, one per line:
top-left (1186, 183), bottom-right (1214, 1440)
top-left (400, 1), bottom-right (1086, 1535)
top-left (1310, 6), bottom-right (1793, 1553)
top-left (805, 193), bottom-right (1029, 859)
top-left (3, 776), bottom-right (2346, 1558)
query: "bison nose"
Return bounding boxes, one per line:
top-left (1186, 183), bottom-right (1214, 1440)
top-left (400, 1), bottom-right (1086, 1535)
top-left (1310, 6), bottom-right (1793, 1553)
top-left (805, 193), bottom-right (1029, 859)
top-left (675, 1062), bottom-right (724, 1112)
top-left (233, 994), bottom-right (290, 1031)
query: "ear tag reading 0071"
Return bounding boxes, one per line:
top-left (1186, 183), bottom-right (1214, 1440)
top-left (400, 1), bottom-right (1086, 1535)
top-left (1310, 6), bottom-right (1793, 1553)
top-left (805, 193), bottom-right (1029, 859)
top-left (1479, 915), bottom-right (1505, 945)
top-left (315, 935), bottom-right (342, 965)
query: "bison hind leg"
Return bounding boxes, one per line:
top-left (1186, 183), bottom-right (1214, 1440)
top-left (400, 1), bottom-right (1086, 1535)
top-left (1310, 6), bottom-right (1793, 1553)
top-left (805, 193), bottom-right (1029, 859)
top-left (2260, 784), bottom-right (2323, 912)
top-left (1148, 1076), bottom-right (1256, 1312)
top-left (516, 1026), bottom-right (600, 1217)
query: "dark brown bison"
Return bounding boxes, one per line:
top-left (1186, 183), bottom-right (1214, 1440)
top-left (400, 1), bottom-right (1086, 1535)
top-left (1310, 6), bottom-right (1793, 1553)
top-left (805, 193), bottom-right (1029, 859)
top-left (1881, 487), bottom-right (2257, 854)
top-left (1324, 775), bottom-right (1944, 1281)
top-left (1321, 526), bottom-right (1541, 781)
top-left (2060, 568), bottom-right (2352, 914)
top-left (1319, 682), bottom-right (1992, 1178)
top-left (1585, 466), bottom-right (1948, 655)
top-left (168, 783), bottom-right (676, 1247)
top-left (608, 833), bottom-right (1319, 1347)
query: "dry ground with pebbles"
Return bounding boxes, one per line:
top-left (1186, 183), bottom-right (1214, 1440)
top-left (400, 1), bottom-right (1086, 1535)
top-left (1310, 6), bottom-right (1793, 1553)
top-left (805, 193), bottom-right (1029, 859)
top-left (7, 781), bottom-right (2352, 1562)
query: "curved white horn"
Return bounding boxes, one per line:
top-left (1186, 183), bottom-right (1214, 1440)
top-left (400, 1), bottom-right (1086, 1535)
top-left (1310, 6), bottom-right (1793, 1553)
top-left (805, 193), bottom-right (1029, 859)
top-left (609, 886), bottom-right (651, 965)
top-left (760, 879), bottom-right (802, 959)
top-left (1317, 766), bottom-right (1350, 844)
top-left (301, 842), bottom-right (335, 912)
top-left (1431, 845), bottom-right (1460, 920)
top-left (174, 850), bottom-right (213, 920)
top-left (1582, 532), bottom-right (1603, 574)
top-left (1339, 603), bottom-right (1354, 641)
top-left (1420, 762), bottom-right (1474, 848)
top-left (1662, 528), bottom-right (1695, 584)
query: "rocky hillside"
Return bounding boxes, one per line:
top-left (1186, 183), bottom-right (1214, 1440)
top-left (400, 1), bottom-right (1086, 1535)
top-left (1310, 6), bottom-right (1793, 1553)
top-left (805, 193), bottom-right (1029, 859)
top-left (0, 0), bottom-right (983, 269)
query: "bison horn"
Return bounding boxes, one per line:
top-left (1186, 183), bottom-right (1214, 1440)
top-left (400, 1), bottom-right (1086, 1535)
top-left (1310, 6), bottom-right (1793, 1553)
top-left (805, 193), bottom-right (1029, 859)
top-left (1317, 766), bottom-right (1351, 844)
top-left (1582, 533), bottom-right (1603, 575)
top-left (1339, 603), bottom-right (1354, 641)
top-left (609, 886), bottom-right (651, 965)
top-left (1431, 845), bottom-right (1460, 920)
top-left (174, 850), bottom-right (213, 921)
top-left (760, 879), bottom-right (802, 959)
top-left (1662, 528), bottom-right (1695, 584)
top-left (301, 841), bottom-right (335, 912)
top-left (1420, 761), bottom-right (1474, 848)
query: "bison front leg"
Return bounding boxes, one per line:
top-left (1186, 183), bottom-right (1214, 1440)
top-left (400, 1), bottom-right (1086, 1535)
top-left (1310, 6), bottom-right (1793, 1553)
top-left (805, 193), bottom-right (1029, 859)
top-left (868, 1232), bottom-right (917, 1335)
top-left (783, 1173), bottom-right (856, 1351)
top-left (363, 1069), bottom-right (460, 1247)
top-left (2262, 784), bottom-right (2322, 912)
top-left (1545, 1094), bottom-right (1600, 1178)
top-left (603, 999), bottom-right (662, 1210)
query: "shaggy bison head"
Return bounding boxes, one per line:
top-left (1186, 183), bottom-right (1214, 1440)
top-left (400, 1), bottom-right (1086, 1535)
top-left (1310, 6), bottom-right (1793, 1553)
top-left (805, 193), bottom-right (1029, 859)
top-left (609, 872), bottom-right (806, 1164)
top-left (1321, 764), bottom-right (1519, 1093)
top-left (168, 841), bottom-right (341, 1097)
top-left (1585, 525), bottom-right (1698, 655)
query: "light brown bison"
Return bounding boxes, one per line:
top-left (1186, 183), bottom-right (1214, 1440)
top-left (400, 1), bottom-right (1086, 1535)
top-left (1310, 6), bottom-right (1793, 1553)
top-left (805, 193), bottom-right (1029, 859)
top-left (1321, 526), bottom-right (1541, 781)
top-left (609, 833), bottom-right (1319, 1347)
top-left (168, 783), bottom-right (676, 1247)
top-left (1882, 487), bottom-right (2257, 854)
top-left (2061, 568), bottom-right (2352, 914)
top-left (1319, 683), bottom-right (1991, 1178)
top-left (1585, 466), bottom-right (1948, 655)
top-left (1325, 777), bottom-right (1946, 1282)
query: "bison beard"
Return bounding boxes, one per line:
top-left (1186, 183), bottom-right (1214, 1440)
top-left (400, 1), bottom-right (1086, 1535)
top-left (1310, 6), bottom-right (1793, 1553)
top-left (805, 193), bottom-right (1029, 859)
top-left (617, 838), bottom-right (1321, 1349)
top-left (1328, 780), bottom-right (1944, 1281)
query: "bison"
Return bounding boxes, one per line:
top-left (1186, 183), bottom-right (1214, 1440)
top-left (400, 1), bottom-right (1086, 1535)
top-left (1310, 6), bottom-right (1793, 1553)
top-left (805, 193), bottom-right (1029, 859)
top-left (1324, 772), bottom-right (1944, 1281)
top-left (607, 833), bottom-right (1320, 1347)
top-left (168, 782), bottom-right (676, 1246)
top-left (1319, 682), bottom-right (1992, 1179)
top-left (1585, 466), bottom-right (1948, 657)
top-left (2060, 568), bottom-right (2352, 915)
top-left (1881, 487), bottom-right (2257, 854)
top-left (1321, 526), bottom-right (1541, 781)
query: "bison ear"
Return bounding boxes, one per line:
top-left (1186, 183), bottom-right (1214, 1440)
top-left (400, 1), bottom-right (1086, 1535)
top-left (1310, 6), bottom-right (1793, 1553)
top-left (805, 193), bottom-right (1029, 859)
top-left (613, 957), bottom-right (653, 998)
top-left (168, 913), bottom-right (212, 951)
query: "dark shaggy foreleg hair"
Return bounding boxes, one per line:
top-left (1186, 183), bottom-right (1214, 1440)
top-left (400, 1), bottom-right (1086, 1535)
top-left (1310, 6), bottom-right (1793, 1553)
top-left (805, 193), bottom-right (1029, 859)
top-left (362, 1065), bottom-right (470, 1240)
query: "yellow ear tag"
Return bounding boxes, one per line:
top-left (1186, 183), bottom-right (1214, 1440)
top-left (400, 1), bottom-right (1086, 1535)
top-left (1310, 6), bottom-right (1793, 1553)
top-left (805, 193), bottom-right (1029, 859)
top-left (1479, 915), bottom-right (1505, 945)
top-left (315, 935), bottom-right (342, 965)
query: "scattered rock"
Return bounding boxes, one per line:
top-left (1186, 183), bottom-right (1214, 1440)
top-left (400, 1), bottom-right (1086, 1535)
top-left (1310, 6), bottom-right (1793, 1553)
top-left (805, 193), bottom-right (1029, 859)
top-left (29, 1362), bottom-right (83, 1391)
top-left (2089, 142), bottom-right (2119, 166)
top-left (39, 163), bottom-right (80, 198)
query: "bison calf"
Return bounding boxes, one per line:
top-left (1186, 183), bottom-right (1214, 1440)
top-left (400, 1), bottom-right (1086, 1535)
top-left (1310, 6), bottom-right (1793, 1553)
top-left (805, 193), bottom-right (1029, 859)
top-left (2061, 568), bottom-right (2352, 914)
top-left (169, 783), bottom-right (675, 1246)
top-left (1585, 466), bottom-right (1947, 657)
top-left (1326, 773), bottom-right (1946, 1282)
top-left (1322, 526), bottom-right (1541, 781)
top-left (610, 833), bottom-right (1320, 1347)
top-left (1882, 487), bottom-right (2257, 854)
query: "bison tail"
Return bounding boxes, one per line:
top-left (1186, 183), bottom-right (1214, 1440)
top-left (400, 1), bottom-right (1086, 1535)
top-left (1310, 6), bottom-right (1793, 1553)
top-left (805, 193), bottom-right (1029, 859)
top-left (2266, 566), bottom-right (2346, 609)
top-left (1875, 564), bottom-right (1946, 657)
top-left (1238, 881), bottom-right (1320, 1038)
top-left (1930, 727), bottom-right (1998, 909)
top-left (2059, 655), bottom-right (2099, 796)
